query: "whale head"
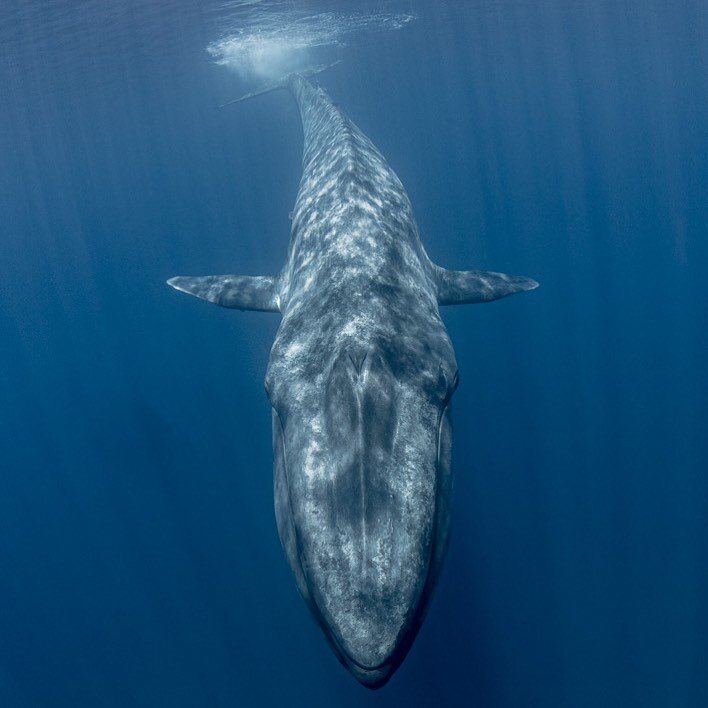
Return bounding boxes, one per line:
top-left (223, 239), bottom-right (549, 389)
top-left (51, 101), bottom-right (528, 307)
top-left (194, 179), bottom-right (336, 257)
top-left (266, 307), bottom-right (458, 688)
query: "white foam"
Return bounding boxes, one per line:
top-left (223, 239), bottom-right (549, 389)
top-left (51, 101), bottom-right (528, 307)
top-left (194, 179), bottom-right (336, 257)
top-left (207, 2), bottom-right (416, 81)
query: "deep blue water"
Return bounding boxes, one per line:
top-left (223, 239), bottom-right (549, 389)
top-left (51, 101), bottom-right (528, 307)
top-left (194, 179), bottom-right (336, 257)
top-left (2, 1), bottom-right (707, 706)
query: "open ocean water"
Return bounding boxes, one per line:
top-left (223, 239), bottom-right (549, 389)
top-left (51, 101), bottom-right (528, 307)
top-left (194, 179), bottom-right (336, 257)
top-left (1, 1), bottom-right (707, 706)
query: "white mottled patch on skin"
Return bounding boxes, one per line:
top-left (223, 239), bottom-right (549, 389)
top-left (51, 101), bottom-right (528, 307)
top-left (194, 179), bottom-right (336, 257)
top-left (303, 436), bottom-right (322, 483)
top-left (301, 273), bottom-right (315, 291)
top-left (284, 339), bottom-right (306, 360)
top-left (340, 320), bottom-right (357, 338)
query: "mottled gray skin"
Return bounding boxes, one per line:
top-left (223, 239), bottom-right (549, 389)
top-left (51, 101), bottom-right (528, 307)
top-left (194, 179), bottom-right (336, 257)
top-left (168, 73), bottom-right (537, 688)
top-left (268, 75), bottom-right (458, 688)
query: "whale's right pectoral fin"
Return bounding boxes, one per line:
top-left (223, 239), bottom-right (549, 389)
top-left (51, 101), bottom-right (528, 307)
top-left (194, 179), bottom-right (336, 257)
top-left (167, 274), bottom-right (280, 312)
top-left (434, 266), bottom-right (539, 305)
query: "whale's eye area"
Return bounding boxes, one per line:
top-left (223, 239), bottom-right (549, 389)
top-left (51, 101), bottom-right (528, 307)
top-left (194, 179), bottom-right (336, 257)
top-left (436, 363), bottom-right (459, 405)
top-left (443, 369), bottom-right (459, 406)
top-left (264, 374), bottom-right (288, 416)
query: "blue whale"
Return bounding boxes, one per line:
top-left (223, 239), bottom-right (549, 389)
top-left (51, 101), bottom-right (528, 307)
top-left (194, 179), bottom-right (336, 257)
top-left (168, 69), bottom-right (537, 688)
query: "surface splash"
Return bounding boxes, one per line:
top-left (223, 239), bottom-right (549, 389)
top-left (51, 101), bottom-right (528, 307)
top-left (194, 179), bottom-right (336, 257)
top-left (207, 1), bottom-right (415, 80)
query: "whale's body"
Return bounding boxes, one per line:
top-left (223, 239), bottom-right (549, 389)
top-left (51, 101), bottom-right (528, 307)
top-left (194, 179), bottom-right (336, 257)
top-left (169, 72), bottom-right (537, 688)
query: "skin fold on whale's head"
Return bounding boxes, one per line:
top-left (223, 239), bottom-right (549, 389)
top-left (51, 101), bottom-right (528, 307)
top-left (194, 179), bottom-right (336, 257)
top-left (265, 291), bottom-right (458, 688)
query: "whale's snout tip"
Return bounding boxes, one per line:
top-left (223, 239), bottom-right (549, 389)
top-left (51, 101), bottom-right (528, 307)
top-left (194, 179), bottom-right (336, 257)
top-left (349, 661), bottom-right (396, 690)
top-left (316, 595), bottom-right (414, 690)
top-left (332, 632), bottom-right (400, 690)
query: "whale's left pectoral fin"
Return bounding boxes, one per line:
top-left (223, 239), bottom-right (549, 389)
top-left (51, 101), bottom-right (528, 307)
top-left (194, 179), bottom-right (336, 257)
top-left (434, 266), bottom-right (539, 305)
top-left (167, 274), bottom-right (280, 312)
